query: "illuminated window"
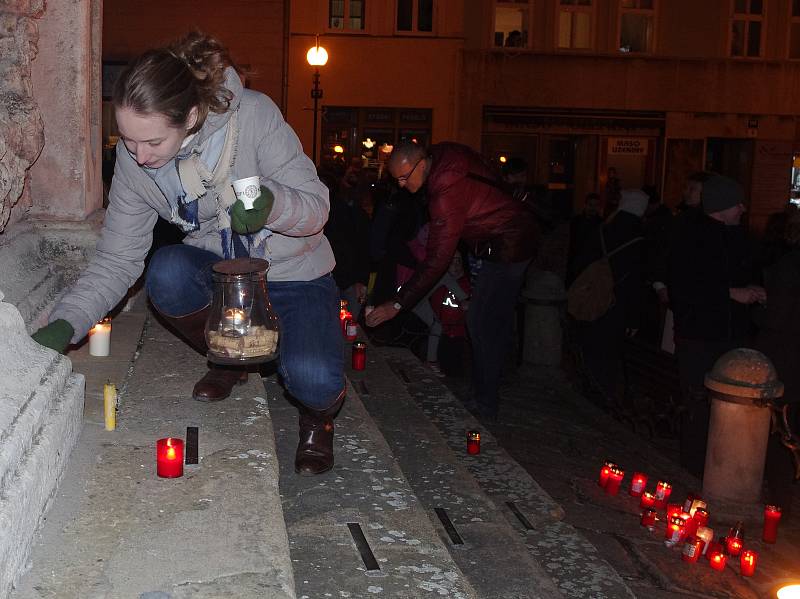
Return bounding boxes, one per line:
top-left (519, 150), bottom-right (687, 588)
top-left (558, 0), bottom-right (593, 50)
top-left (790, 0), bottom-right (800, 58)
top-left (329, 0), bottom-right (365, 31)
top-left (494, 1), bottom-right (532, 48)
top-left (619, 0), bottom-right (655, 53)
top-left (731, 0), bottom-right (763, 57)
top-left (397, 0), bottom-right (433, 33)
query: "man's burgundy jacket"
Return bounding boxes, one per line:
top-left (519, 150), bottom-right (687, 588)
top-left (396, 142), bottom-right (538, 309)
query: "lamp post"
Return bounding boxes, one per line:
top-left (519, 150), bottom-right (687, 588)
top-left (306, 36), bottom-right (328, 165)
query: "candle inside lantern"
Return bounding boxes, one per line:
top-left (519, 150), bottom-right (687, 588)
top-left (466, 430), bottom-right (481, 455)
top-left (103, 382), bottom-right (117, 431)
top-left (605, 467), bottom-right (625, 496)
top-left (681, 536), bottom-right (704, 564)
top-left (708, 549), bottom-right (727, 571)
top-left (598, 461), bottom-right (617, 488)
top-left (697, 527), bottom-right (714, 555)
top-left (629, 472), bottom-right (647, 497)
top-left (222, 307), bottom-right (250, 336)
top-left (763, 505), bottom-right (782, 544)
top-left (89, 318), bottom-right (112, 357)
top-left (639, 491), bottom-right (656, 509)
top-left (156, 437), bottom-right (184, 478)
top-left (739, 549), bottom-right (757, 577)
top-left (654, 480), bottom-right (672, 509)
top-left (640, 507), bottom-right (657, 529)
top-left (351, 341), bottom-right (366, 371)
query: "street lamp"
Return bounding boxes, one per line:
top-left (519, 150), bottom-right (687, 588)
top-left (306, 35), bottom-right (328, 165)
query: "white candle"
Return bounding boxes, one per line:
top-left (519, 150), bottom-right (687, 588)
top-left (89, 320), bottom-right (111, 356)
top-left (697, 526), bottom-right (714, 555)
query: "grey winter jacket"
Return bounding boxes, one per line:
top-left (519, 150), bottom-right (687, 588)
top-left (51, 68), bottom-right (333, 342)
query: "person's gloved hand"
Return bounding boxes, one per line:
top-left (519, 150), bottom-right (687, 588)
top-left (230, 186), bottom-right (274, 235)
top-left (31, 319), bottom-right (74, 354)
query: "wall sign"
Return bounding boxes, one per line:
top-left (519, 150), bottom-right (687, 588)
top-left (608, 137), bottom-right (648, 155)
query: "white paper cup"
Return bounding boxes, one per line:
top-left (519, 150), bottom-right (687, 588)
top-left (232, 176), bottom-right (261, 210)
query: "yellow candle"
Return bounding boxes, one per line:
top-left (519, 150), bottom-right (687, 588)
top-left (103, 382), bottom-right (117, 431)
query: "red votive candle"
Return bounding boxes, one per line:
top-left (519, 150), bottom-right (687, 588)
top-left (725, 535), bottom-right (743, 557)
top-left (351, 341), bottom-right (366, 370)
top-left (605, 467), bottom-right (625, 496)
top-left (665, 514), bottom-right (685, 543)
top-left (466, 430), bottom-right (481, 455)
top-left (344, 318), bottom-right (357, 342)
top-left (683, 512), bottom-right (699, 539)
top-left (682, 536), bottom-right (704, 563)
top-left (156, 437), bottom-right (184, 478)
top-left (683, 492), bottom-right (698, 513)
top-left (739, 549), bottom-right (757, 577)
top-left (639, 491), bottom-right (656, 509)
top-left (709, 549), bottom-right (727, 571)
top-left (598, 461), bottom-right (617, 488)
top-left (629, 472), bottom-right (648, 497)
top-left (666, 503), bottom-right (682, 521)
top-left (763, 505), bottom-right (782, 544)
top-left (654, 480), bottom-right (672, 509)
top-left (640, 507), bottom-right (658, 528)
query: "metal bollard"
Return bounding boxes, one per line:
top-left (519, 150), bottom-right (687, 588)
top-left (521, 270), bottom-right (566, 367)
top-left (702, 348), bottom-right (783, 504)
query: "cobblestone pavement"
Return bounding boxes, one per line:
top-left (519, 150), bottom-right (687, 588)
top-left (437, 363), bottom-right (800, 599)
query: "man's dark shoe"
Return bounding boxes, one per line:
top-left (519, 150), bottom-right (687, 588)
top-left (295, 392), bottom-right (345, 475)
top-left (192, 368), bottom-right (248, 402)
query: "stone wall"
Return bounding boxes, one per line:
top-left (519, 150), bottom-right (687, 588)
top-left (0, 1), bottom-right (45, 234)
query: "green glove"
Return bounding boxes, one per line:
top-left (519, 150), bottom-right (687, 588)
top-left (32, 319), bottom-right (74, 354)
top-left (230, 185), bottom-right (274, 235)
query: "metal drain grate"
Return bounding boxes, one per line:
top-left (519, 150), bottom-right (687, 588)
top-left (506, 501), bottom-right (534, 530)
top-left (434, 508), bottom-right (464, 545)
top-left (347, 523), bottom-right (380, 571)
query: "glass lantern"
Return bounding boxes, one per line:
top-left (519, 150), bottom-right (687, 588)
top-left (205, 258), bottom-right (279, 365)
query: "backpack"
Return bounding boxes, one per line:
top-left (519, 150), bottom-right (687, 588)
top-left (567, 228), bottom-right (643, 322)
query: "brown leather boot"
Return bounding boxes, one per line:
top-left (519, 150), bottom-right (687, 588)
top-left (295, 390), bottom-right (346, 476)
top-left (154, 305), bottom-right (247, 402)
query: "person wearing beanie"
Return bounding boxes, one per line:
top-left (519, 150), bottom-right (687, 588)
top-left (667, 172), bottom-right (765, 477)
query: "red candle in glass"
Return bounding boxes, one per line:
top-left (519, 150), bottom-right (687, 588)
top-left (351, 342), bottom-right (366, 371)
top-left (156, 437), bottom-right (184, 478)
top-left (739, 549), bottom-right (757, 577)
top-left (665, 515), bottom-right (685, 543)
top-left (705, 540), bottom-right (723, 560)
top-left (725, 536), bottom-right (743, 557)
top-left (640, 507), bottom-right (657, 528)
top-left (598, 461), bottom-right (617, 488)
top-left (763, 505), bottom-right (782, 544)
top-left (666, 503), bottom-right (682, 521)
top-left (344, 319), bottom-right (357, 342)
top-left (683, 512), bottom-right (699, 539)
top-left (629, 472), bottom-right (647, 497)
top-left (682, 536), bottom-right (704, 564)
top-left (654, 480), bottom-right (672, 509)
top-left (605, 467), bottom-right (625, 496)
top-left (639, 491), bottom-right (656, 509)
top-left (709, 549), bottom-right (727, 571)
top-left (683, 492), bottom-right (698, 513)
top-left (466, 430), bottom-right (481, 455)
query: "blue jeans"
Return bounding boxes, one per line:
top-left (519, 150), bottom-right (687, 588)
top-left (146, 245), bottom-right (344, 410)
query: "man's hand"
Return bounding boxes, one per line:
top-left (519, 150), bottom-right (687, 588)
top-left (365, 301), bottom-right (401, 327)
top-left (31, 319), bottom-right (74, 354)
top-left (730, 286), bottom-right (767, 305)
top-left (230, 186), bottom-right (275, 235)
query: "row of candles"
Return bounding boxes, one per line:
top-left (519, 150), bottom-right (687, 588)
top-left (598, 461), bottom-right (782, 578)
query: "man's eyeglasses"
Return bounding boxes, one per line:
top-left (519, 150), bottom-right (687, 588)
top-left (395, 157), bottom-right (424, 184)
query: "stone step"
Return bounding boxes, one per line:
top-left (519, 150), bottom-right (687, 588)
top-left (351, 341), bottom-right (565, 599)
top-left (370, 346), bottom-right (637, 599)
top-left (265, 368), bottom-right (479, 598)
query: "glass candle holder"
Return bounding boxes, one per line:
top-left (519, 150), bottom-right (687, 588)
top-left (605, 467), bottom-right (625, 496)
top-left (639, 491), bottom-right (656, 509)
top-left (352, 341), bottom-right (366, 370)
top-left (466, 430), bottom-right (481, 455)
top-left (598, 461), bottom-right (617, 488)
top-left (665, 514), bottom-right (685, 544)
top-left (640, 507), bottom-right (657, 529)
top-left (739, 549), bottom-right (757, 577)
top-left (697, 527), bottom-right (714, 555)
top-left (763, 505), bottom-right (782, 544)
top-left (654, 480), bottom-right (672, 509)
top-left (708, 549), bottom-right (727, 571)
top-left (629, 472), bottom-right (648, 497)
top-left (682, 536), bottom-right (704, 564)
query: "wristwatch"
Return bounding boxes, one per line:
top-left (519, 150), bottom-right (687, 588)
top-left (392, 301), bottom-right (402, 311)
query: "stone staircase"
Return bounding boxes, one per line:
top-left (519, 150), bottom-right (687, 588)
top-left (8, 304), bottom-right (635, 598)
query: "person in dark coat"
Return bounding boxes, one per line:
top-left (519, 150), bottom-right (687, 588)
top-left (567, 192), bottom-right (602, 285)
top-left (573, 189), bottom-right (647, 402)
top-left (668, 174), bottom-right (765, 477)
top-left (366, 142), bottom-right (539, 420)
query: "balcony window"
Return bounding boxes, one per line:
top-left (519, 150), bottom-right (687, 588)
top-left (790, 0), bottom-right (800, 58)
top-left (494, 2), bottom-right (531, 48)
top-left (330, 0), bottom-right (365, 31)
top-left (558, 0), bottom-right (593, 50)
top-left (731, 0), bottom-right (763, 57)
top-left (619, 0), bottom-right (655, 53)
top-left (397, 0), bottom-right (433, 33)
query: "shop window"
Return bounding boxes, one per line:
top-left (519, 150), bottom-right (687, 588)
top-left (558, 0), bottom-right (593, 50)
top-left (789, 0), bottom-right (800, 58)
top-left (397, 0), bottom-right (433, 33)
top-left (731, 0), bottom-right (763, 57)
top-left (619, 0), bottom-right (655, 53)
top-left (329, 0), bottom-right (365, 31)
top-left (494, 2), bottom-right (531, 48)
